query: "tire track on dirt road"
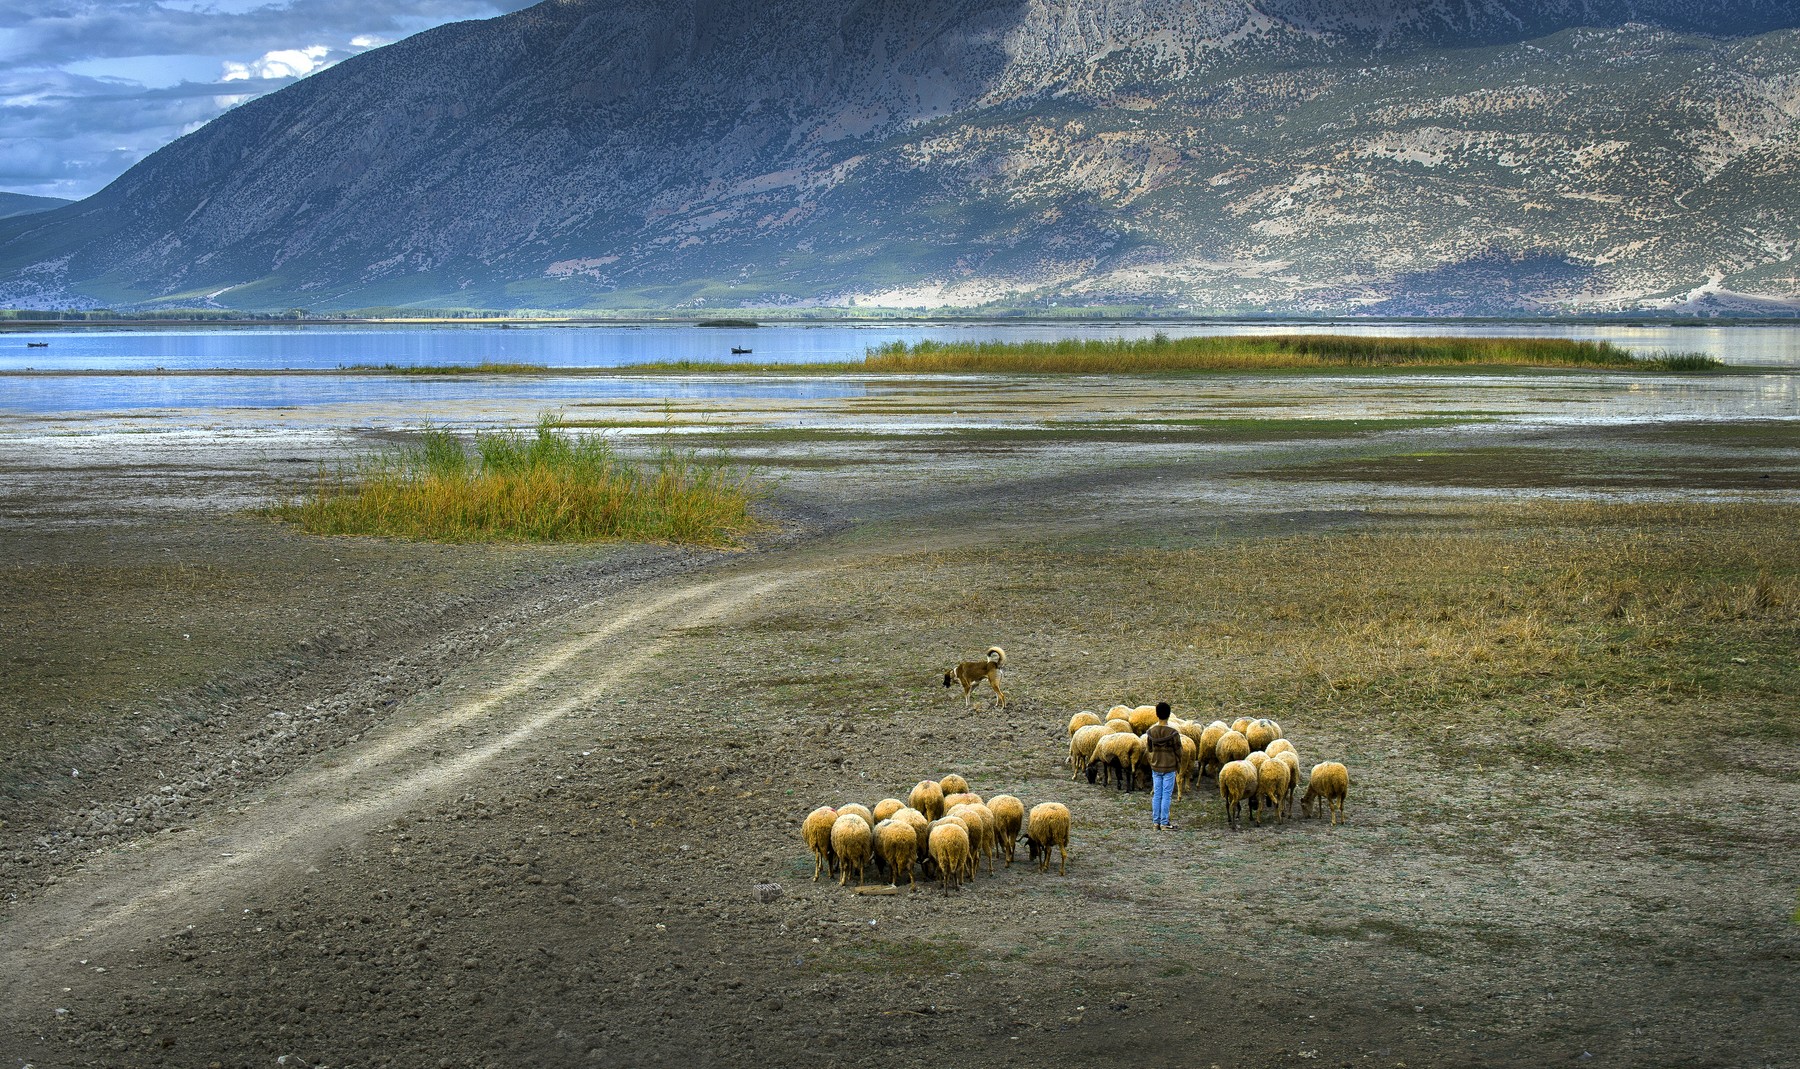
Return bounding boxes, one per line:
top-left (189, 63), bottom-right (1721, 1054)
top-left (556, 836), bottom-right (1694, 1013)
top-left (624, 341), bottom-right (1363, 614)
top-left (0, 568), bottom-right (795, 1005)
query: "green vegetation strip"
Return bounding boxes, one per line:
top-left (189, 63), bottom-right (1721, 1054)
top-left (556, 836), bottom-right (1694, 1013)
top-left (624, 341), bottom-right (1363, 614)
top-left (267, 420), bottom-right (761, 546)
top-left (860, 334), bottom-right (1723, 373)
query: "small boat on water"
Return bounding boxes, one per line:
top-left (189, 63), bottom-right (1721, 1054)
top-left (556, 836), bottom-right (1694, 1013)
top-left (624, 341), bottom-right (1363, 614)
top-left (26, 342), bottom-right (48, 348)
top-left (731, 346), bottom-right (753, 355)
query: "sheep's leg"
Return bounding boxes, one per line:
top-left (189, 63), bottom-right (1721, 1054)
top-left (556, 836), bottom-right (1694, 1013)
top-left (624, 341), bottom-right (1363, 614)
top-left (1057, 842), bottom-right (1068, 875)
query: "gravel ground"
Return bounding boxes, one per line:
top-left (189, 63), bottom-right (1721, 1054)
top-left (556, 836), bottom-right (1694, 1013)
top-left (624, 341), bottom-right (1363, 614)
top-left (2, 396), bottom-right (1796, 1069)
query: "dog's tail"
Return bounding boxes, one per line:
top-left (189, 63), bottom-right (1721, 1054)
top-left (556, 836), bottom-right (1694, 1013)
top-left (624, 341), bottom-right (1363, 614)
top-left (943, 671), bottom-right (954, 688)
top-left (986, 646), bottom-right (1005, 667)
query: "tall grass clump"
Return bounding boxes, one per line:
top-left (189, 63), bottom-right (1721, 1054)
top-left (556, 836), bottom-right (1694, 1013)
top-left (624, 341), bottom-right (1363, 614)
top-left (270, 418), bottom-right (761, 546)
top-left (860, 334), bottom-right (1725, 373)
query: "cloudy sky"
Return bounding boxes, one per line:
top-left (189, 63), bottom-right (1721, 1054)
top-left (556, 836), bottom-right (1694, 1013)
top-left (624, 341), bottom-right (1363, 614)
top-left (0, 0), bottom-right (539, 201)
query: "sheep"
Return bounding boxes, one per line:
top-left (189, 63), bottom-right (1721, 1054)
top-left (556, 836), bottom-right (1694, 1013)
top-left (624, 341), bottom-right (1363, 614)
top-left (1198, 722), bottom-right (1230, 778)
top-left (893, 806), bottom-right (931, 862)
top-left (1266, 738), bottom-right (1296, 759)
top-left (1025, 802), bottom-right (1072, 874)
top-left (1275, 751), bottom-right (1300, 812)
top-left (927, 819), bottom-right (973, 891)
top-left (987, 794), bottom-right (1025, 864)
top-left (1214, 728), bottom-right (1250, 769)
top-left (802, 806), bottom-right (837, 881)
top-left (1245, 719), bottom-right (1279, 753)
top-left (1264, 718), bottom-right (1284, 740)
top-left (1105, 704), bottom-right (1133, 721)
top-left (909, 779), bottom-right (945, 821)
top-left (1088, 730), bottom-right (1141, 791)
top-left (1218, 759), bottom-right (1257, 830)
top-left (872, 798), bottom-right (905, 825)
top-left (830, 812), bottom-right (873, 887)
top-left (1247, 750), bottom-right (1269, 770)
top-left (1127, 733), bottom-right (1153, 789)
top-left (1231, 716), bottom-right (1255, 736)
top-left (873, 818), bottom-right (918, 888)
top-left (1068, 710), bottom-right (1102, 736)
top-left (942, 791), bottom-right (983, 810)
top-left (938, 773), bottom-right (970, 797)
top-left (1174, 734), bottom-right (1199, 801)
top-left (837, 802), bottom-right (875, 830)
top-left (950, 802), bottom-right (997, 875)
top-left (1256, 755), bottom-right (1292, 822)
top-left (1127, 704), bottom-right (1160, 734)
top-left (1301, 761), bottom-right (1350, 826)
top-left (1069, 723), bottom-right (1109, 778)
top-left (1097, 720), bottom-right (1134, 738)
top-left (1174, 718), bottom-right (1209, 757)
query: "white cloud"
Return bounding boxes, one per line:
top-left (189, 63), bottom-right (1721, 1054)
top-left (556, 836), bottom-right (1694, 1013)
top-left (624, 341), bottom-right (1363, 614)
top-left (221, 44), bottom-right (331, 82)
top-left (349, 34), bottom-right (391, 49)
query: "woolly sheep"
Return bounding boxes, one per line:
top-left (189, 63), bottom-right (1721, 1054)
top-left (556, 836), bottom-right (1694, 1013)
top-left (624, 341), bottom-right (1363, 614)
top-left (1097, 720), bottom-right (1134, 738)
top-left (1231, 716), bottom-right (1255, 736)
top-left (872, 798), bottom-right (905, 825)
top-left (802, 805), bottom-right (837, 882)
top-left (1247, 750), bottom-right (1269, 770)
top-left (874, 818), bottom-right (918, 888)
top-left (987, 794), bottom-right (1026, 865)
top-left (1105, 704), bottom-right (1133, 721)
top-left (938, 773), bottom-right (970, 797)
top-left (1301, 761), bottom-right (1350, 826)
top-left (928, 819), bottom-right (973, 891)
top-left (838, 803), bottom-right (875, 830)
top-left (1174, 734), bottom-right (1199, 801)
top-left (1127, 705), bottom-right (1160, 734)
top-left (1245, 719), bottom-right (1279, 753)
top-left (1275, 751), bottom-right (1300, 811)
top-left (942, 791), bottom-right (983, 810)
top-left (1088, 730), bottom-right (1141, 791)
top-left (1214, 729), bottom-right (1250, 769)
top-left (1198, 722), bottom-right (1230, 778)
top-left (1127, 734), bottom-right (1152, 788)
top-left (1174, 718), bottom-right (1208, 755)
top-left (1069, 723), bottom-right (1109, 778)
top-left (909, 780), bottom-right (945, 821)
top-left (1256, 756), bottom-right (1292, 822)
top-left (1025, 802), bottom-right (1072, 875)
top-left (830, 812), bottom-right (873, 887)
top-left (950, 802), bottom-right (997, 875)
top-left (894, 806), bottom-right (931, 860)
top-left (1218, 759), bottom-right (1258, 831)
top-left (1068, 710), bottom-right (1102, 736)
top-left (1266, 738), bottom-right (1296, 759)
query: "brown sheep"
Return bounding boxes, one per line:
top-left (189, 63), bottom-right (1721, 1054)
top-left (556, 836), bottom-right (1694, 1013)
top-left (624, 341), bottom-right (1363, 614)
top-left (1247, 750), bottom-right (1269, 770)
top-left (909, 780), bottom-right (945, 821)
top-left (1230, 716), bottom-right (1255, 736)
top-left (873, 818), bottom-right (918, 888)
top-left (1127, 705), bottom-right (1160, 734)
top-left (838, 802), bottom-right (874, 829)
top-left (872, 798), bottom-right (905, 825)
top-left (1088, 730), bottom-right (1141, 791)
top-left (1256, 755), bottom-right (1292, 822)
top-left (830, 812), bottom-right (873, 887)
top-left (950, 802), bottom-right (997, 875)
top-left (1266, 738), bottom-right (1296, 759)
top-left (927, 819), bottom-right (973, 890)
top-left (1068, 710), bottom-right (1102, 736)
top-left (893, 806), bottom-right (931, 861)
top-left (1218, 759), bottom-right (1258, 831)
top-left (1275, 751), bottom-right (1301, 812)
top-left (938, 773), bottom-right (970, 796)
top-left (1198, 722), bottom-right (1230, 778)
top-left (1174, 734), bottom-right (1199, 801)
top-left (1246, 719), bottom-right (1279, 753)
top-left (1105, 704), bottom-right (1133, 722)
top-left (942, 791), bottom-right (983, 810)
top-left (1025, 802), bottom-right (1072, 874)
top-left (1215, 729), bottom-right (1250, 769)
top-left (802, 806), bottom-right (837, 881)
top-left (1069, 723), bottom-right (1109, 778)
top-left (987, 794), bottom-right (1026, 864)
top-left (1301, 761), bottom-right (1351, 826)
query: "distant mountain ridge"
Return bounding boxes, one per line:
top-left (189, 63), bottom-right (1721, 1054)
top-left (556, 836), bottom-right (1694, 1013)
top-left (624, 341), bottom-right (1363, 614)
top-left (0, 194), bottom-right (73, 221)
top-left (2, 0), bottom-right (1798, 314)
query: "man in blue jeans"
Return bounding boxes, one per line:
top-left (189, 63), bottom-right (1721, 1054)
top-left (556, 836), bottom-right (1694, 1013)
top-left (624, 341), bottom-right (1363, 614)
top-left (1145, 701), bottom-right (1181, 829)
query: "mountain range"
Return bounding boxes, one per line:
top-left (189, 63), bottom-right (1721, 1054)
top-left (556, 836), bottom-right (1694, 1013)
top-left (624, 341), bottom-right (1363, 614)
top-left (2, 0), bottom-right (1798, 315)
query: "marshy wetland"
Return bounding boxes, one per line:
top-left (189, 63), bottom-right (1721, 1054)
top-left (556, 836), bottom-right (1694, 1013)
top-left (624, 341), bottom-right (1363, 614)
top-left (1, 350), bottom-right (1797, 1068)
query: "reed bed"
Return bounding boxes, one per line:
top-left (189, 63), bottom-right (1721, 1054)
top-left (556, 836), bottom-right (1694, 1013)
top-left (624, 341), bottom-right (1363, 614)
top-left (270, 420), bottom-right (761, 545)
top-left (859, 334), bottom-right (1722, 373)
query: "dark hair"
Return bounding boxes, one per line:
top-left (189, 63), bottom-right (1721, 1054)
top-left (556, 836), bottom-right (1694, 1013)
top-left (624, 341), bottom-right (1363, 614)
top-left (1155, 701), bottom-right (1171, 719)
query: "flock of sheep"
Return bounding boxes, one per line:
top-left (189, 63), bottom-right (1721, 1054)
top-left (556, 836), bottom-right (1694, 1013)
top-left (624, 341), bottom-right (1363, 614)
top-left (1068, 705), bottom-right (1350, 830)
top-left (802, 774), bottom-right (1072, 892)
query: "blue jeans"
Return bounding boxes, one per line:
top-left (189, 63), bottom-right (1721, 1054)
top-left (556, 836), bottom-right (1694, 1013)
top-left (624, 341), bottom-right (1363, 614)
top-left (1151, 770), bottom-right (1175, 825)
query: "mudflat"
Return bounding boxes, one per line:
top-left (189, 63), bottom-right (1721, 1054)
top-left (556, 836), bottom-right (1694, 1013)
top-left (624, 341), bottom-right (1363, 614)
top-left (2, 379), bottom-right (1796, 1069)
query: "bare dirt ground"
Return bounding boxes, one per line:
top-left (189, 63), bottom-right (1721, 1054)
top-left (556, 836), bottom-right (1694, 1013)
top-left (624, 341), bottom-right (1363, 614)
top-left (2, 395), bottom-right (1797, 1069)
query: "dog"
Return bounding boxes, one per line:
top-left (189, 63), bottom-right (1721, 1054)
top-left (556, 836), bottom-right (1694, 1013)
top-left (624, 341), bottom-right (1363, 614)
top-left (943, 646), bottom-right (1006, 708)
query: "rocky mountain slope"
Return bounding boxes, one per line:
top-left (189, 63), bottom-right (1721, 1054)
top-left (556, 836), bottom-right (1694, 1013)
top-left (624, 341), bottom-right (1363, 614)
top-left (2, 0), bottom-right (1797, 314)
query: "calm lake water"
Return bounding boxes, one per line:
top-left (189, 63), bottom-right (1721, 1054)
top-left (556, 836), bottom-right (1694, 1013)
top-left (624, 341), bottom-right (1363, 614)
top-left (1, 320), bottom-right (1796, 418)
